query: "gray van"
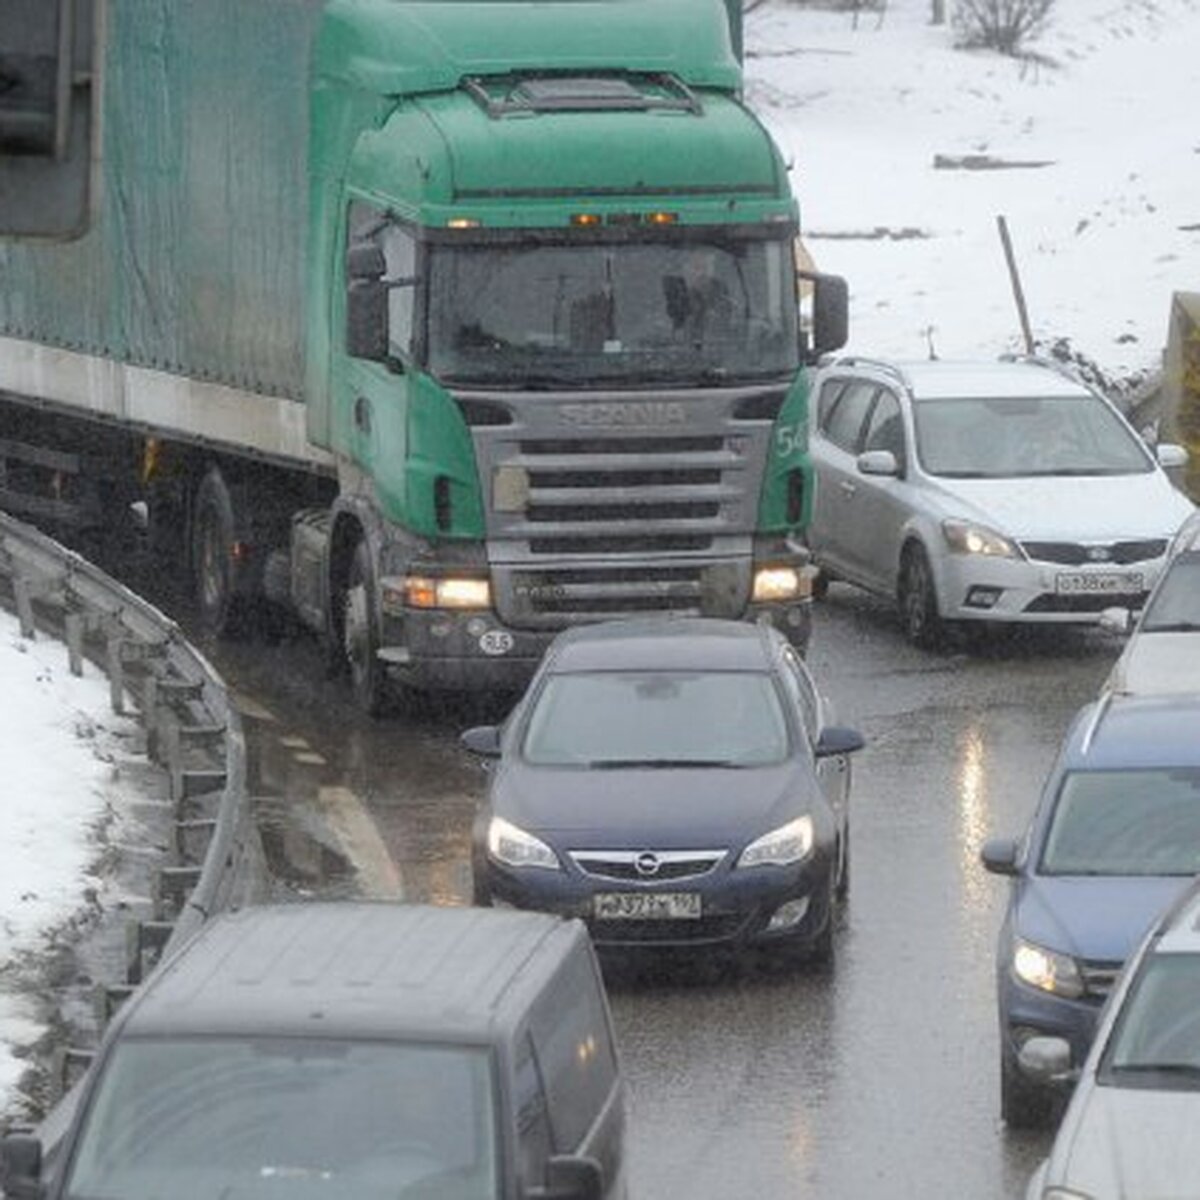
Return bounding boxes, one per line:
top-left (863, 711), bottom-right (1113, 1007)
top-left (1, 903), bottom-right (625, 1200)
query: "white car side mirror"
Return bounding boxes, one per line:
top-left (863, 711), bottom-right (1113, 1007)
top-left (1156, 443), bottom-right (1189, 469)
top-left (857, 449), bottom-right (899, 477)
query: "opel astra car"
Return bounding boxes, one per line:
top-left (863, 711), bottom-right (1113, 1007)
top-left (462, 618), bottom-right (864, 964)
top-left (1024, 879), bottom-right (1200, 1199)
top-left (1102, 508), bottom-right (1200, 694)
top-left (805, 356), bottom-right (1194, 647)
top-left (981, 692), bottom-right (1200, 1127)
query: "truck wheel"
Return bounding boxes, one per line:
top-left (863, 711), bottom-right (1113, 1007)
top-left (192, 469), bottom-right (241, 636)
top-left (897, 544), bottom-right (945, 649)
top-left (343, 539), bottom-right (389, 716)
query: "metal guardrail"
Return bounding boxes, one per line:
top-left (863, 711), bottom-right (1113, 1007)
top-left (0, 510), bottom-right (261, 1130)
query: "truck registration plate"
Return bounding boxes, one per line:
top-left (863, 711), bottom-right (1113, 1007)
top-left (593, 892), bottom-right (701, 920)
top-left (1055, 571), bottom-right (1143, 595)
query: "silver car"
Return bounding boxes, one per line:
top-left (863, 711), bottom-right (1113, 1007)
top-left (805, 356), bottom-right (1195, 647)
top-left (1024, 879), bottom-right (1200, 1199)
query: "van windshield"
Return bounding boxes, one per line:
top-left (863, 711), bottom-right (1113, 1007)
top-left (65, 1037), bottom-right (498, 1200)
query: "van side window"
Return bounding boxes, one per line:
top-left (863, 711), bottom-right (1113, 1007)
top-left (515, 1032), bottom-right (553, 1188)
top-left (532, 950), bottom-right (618, 1151)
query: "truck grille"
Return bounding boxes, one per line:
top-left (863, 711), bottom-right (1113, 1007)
top-left (460, 385), bottom-right (782, 630)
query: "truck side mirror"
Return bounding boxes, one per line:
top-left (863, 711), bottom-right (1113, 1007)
top-left (800, 271), bottom-right (849, 361)
top-left (0, 1132), bottom-right (44, 1199)
top-left (345, 241), bottom-right (388, 362)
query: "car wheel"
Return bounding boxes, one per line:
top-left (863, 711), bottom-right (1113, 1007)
top-left (807, 909), bottom-right (835, 966)
top-left (812, 568), bottom-right (832, 601)
top-left (342, 538), bottom-right (390, 717)
top-left (1000, 1050), bottom-right (1055, 1130)
top-left (835, 823), bottom-right (850, 901)
top-left (898, 544), bottom-right (946, 649)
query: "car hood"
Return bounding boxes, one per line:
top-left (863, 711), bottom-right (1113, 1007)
top-left (1017, 876), bottom-right (1190, 961)
top-left (1109, 632), bottom-right (1200, 695)
top-left (489, 760), bottom-right (815, 847)
top-left (927, 473), bottom-right (1192, 540)
top-left (1054, 1087), bottom-right (1200, 1196)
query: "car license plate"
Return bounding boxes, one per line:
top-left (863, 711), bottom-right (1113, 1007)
top-left (1055, 571), bottom-right (1142, 595)
top-left (593, 892), bottom-right (702, 920)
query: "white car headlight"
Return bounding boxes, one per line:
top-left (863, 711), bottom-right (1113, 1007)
top-left (486, 816), bottom-right (559, 871)
top-left (1012, 938), bottom-right (1084, 999)
top-left (942, 518), bottom-right (1020, 559)
top-left (737, 816), bottom-right (814, 868)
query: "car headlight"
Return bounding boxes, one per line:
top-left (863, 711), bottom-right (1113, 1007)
top-left (941, 519), bottom-right (1020, 559)
top-left (752, 564), bottom-right (813, 603)
top-left (486, 816), bottom-right (559, 871)
top-left (737, 816), bottom-right (814, 868)
top-left (1012, 938), bottom-right (1084, 999)
top-left (381, 574), bottom-right (491, 613)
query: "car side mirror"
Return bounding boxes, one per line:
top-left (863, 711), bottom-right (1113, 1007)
top-left (1098, 606), bottom-right (1132, 635)
top-left (814, 725), bottom-right (865, 758)
top-left (1018, 1035), bottom-right (1075, 1084)
top-left (1156, 442), bottom-right (1189, 470)
top-left (530, 1155), bottom-right (604, 1200)
top-left (857, 449), bottom-right (899, 477)
top-left (462, 725), bottom-right (502, 757)
top-left (799, 271), bottom-right (848, 361)
top-left (346, 241), bottom-right (389, 362)
top-left (980, 837), bottom-right (1019, 876)
top-left (0, 1132), bottom-right (44, 1200)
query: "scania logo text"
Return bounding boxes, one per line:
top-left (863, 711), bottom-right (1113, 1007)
top-left (557, 402), bottom-right (688, 429)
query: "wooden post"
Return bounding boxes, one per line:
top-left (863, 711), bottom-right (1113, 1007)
top-left (997, 215), bottom-right (1035, 355)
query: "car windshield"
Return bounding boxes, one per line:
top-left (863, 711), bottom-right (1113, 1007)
top-left (1141, 554), bottom-right (1200, 632)
top-left (522, 670), bottom-right (791, 767)
top-left (1039, 768), bottom-right (1200, 876)
top-left (426, 237), bottom-right (800, 387)
top-left (913, 394), bottom-right (1152, 478)
top-left (1101, 954), bottom-right (1200, 1088)
top-left (64, 1038), bottom-right (497, 1200)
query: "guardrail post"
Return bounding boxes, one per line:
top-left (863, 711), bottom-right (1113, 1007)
top-left (106, 635), bottom-right (126, 715)
top-left (14, 573), bottom-right (36, 637)
top-left (65, 611), bottom-right (85, 676)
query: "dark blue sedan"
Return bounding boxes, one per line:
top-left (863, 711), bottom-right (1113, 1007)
top-left (982, 692), bottom-right (1200, 1128)
top-left (463, 618), bottom-right (864, 965)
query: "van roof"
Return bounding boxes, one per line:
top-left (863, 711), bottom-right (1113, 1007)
top-left (118, 903), bottom-right (581, 1043)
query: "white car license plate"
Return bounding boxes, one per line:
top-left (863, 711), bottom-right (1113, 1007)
top-left (1055, 571), bottom-right (1143, 595)
top-left (593, 892), bottom-right (702, 920)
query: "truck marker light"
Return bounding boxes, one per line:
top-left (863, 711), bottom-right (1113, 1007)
top-left (645, 211), bottom-right (678, 225)
top-left (570, 213), bottom-right (603, 227)
top-left (446, 217), bottom-right (481, 228)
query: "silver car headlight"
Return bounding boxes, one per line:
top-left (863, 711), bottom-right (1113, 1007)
top-left (486, 816), bottom-right (559, 871)
top-left (737, 816), bottom-right (815, 868)
top-left (1012, 938), bottom-right (1084, 999)
top-left (942, 518), bottom-right (1020, 559)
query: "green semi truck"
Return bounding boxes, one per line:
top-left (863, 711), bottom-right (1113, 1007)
top-left (0, 0), bottom-right (848, 712)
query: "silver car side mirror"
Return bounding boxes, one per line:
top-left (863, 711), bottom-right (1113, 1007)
top-left (857, 449), bottom-right (899, 477)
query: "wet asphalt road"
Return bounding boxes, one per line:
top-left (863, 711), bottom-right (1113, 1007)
top-left (195, 586), bottom-right (1118, 1200)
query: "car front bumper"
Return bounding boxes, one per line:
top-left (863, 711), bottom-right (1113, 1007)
top-left (998, 970), bottom-right (1105, 1085)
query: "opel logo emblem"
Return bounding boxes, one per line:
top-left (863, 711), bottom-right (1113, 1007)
top-left (1086, 546), bottom-right (1111, 562)
top-left (634, 851), bottom-right (661, 878)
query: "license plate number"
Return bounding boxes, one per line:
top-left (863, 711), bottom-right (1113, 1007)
top-left (1055, 571), bottom-right (1142, 595)
top-left (593, 892), bottom-right (702, 920)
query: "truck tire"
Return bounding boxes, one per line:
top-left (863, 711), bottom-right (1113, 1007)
top-left (192, 468), bottom-right (240, 637)
top-left (343, 538), bottom-right (389, 716)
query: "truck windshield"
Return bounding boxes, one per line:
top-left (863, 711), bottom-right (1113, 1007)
top-left (64, 1037), bottom-right (498, 1200)
top-left (427, 237), bottom-right (800, 387)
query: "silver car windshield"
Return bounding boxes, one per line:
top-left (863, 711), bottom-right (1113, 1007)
top-left (522, 670), bottom-right (791, 767)
top-left (1101, 954), bottom-right (1200, 1086)
top-left (1040, 768), bottom-right (1200, 876)
top-left (426, 238), bottom-right (799, 387)
top-left (64, 1038), bottom-right (497, 1200)
top-left (913, 394), bottom-right (1152, 478)
top-left (1141, 554), bottom-right (1200, 632)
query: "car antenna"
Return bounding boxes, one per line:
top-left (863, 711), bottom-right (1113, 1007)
top-left (924, 325), bottom-right (939, 361)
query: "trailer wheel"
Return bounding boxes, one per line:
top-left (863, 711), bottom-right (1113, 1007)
top-left (343, 539), bottom-right (389, 716)
top-left (192, 469), bottom-right (240, 636)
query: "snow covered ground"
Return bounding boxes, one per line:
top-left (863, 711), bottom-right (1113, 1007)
top-left (1, 0), bottom-right (1198, 1123)
top-left (748, 0), bottom-right (1200, 381)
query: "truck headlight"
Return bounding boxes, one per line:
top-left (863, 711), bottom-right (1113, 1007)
top-left (382, 575), bottom-right (492, 612)
top-left (753, 565), bottom-right (813, 603)
top-left (1012, 938), bottom-right (1084, 999)
top-left (941, 519), bottom-right (1020, 559)
top-left (487, 817), bottom-right (559, 871)
top-left (737, 816), bottom-right (814, 868)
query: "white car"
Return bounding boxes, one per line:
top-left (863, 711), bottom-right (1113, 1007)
top-left (805, 356), bottom-right (1195, 647)
top-left (1024, 878), bottom-right (1200, 1199)
top-left (1102, 509), bottom-right (1200, 694)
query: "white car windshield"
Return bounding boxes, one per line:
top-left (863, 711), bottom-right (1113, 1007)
top-left (1039, 768), bottom-right (1200, 876)
top-left (1102, 954), bottom-right (1200, 1086)
top-left (65, 1038), bottom-right (497, 1200)
top-left (913, 394), bottom-right (1152, 478)
top-left (522, 670), bottom-right (791, 767)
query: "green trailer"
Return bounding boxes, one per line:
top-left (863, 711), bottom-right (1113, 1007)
top-left (0, 0), bottom-right (847, 711)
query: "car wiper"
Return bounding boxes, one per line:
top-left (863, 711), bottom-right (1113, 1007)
top-left (1111, 1062), bottom-right (1200, 1078)
top-left (1143, 622), bottom-right (1200, 633)
top-left (586, 758), bottom-right (743, 769)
